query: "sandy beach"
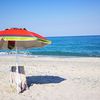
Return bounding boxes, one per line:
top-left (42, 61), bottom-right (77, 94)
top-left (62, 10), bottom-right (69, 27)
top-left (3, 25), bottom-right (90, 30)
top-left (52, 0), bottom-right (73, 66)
top-left (0, 55), bottom-right (100, 100)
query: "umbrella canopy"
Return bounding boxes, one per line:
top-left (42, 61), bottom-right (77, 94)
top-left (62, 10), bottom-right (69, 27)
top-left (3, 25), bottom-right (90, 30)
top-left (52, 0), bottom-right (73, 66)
top-left (0, 28), bottom-right (51, 50)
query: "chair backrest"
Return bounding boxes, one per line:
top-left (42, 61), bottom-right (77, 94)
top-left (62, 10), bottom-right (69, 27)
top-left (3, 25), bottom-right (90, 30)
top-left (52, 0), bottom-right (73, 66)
top-left (11, 66), bottom-right (25, 74)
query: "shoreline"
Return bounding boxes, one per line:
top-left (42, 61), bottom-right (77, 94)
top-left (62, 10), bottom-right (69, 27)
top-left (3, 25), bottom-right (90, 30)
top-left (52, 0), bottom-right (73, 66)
top-left (0, 53), bottom-right (100, 58)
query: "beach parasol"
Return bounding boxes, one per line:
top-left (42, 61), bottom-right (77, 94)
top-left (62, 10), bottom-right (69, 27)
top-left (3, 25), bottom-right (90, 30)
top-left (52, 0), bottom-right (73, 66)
top-left (0, 28), bottom-right (51, 49)
top-left (0, 28), bottom-right (51, 92)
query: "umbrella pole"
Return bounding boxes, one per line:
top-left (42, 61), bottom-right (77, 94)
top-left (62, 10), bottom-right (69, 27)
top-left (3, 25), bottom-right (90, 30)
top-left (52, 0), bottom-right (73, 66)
top-left (15, 42), bottom-right (20, 93)
top-left (15, 42), bottom-right (27, 93)
top-left (15, 43), bottom-right (18, 73)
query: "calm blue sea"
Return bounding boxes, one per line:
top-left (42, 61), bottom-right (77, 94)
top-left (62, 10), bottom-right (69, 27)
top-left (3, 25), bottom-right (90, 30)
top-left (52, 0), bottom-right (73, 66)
top-left (0, 35), bottom-right (100, 57)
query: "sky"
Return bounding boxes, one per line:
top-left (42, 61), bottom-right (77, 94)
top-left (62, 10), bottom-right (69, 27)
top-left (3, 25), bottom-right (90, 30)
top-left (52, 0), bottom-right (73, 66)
top-left (0, 0), bottom-right (100, 37)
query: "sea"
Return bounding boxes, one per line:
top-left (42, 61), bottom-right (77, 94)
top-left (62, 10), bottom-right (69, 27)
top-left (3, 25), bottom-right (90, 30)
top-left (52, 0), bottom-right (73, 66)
top-left (0, 35), bottom-right (100, 57)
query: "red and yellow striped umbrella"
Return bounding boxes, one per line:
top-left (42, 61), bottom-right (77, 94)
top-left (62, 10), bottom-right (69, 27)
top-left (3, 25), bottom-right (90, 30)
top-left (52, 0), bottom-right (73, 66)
top-left (0, 28), bottom-right (51, 50)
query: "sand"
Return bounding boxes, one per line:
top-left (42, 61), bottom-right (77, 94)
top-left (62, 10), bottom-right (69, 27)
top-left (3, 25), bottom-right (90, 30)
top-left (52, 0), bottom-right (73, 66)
top-left (0, 55), bottom-right (100, 100)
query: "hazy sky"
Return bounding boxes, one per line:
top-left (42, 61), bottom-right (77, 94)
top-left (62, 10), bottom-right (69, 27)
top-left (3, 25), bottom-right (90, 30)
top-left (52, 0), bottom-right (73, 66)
top-left (0, 0), bottom-right (100, 36)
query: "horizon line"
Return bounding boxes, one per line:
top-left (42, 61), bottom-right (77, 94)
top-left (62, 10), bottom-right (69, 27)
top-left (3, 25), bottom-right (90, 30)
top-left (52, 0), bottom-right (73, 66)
top-left (46, 34), bottom-right (100, 38)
